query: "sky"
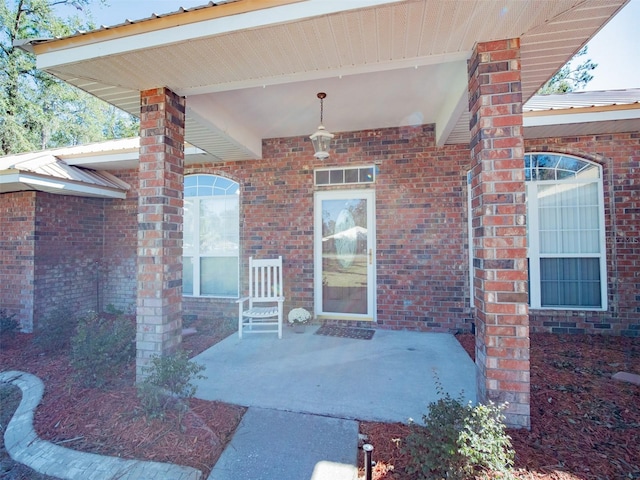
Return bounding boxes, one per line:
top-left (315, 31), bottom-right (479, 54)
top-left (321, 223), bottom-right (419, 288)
top-left (575, 0), bottom-right (640, 91)
top-left (63, 0), bottom-right (640, 92)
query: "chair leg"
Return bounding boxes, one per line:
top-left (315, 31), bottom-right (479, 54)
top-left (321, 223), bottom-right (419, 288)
top-left (238, 303), bottom-right (243, 339)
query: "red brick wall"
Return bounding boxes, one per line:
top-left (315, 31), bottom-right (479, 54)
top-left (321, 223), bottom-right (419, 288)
top-left (0, 192), bottom-right (36, 330)
top-left (101, 169), bottom-right (138, 313)
top-left (3, 130), bottom-right (638, 337)
top-left (526, 133), bottom-right (640, 336)
top-left (32, 193), bottom-right (105, 325)
top-left (105, 125), bottom-right (638, 337)
top-left (1, 191), bottom-right (112, 331)
top-left (186, 124), bottom-right (474, 332)
top-left (182, 296), bottom-right (237, 330)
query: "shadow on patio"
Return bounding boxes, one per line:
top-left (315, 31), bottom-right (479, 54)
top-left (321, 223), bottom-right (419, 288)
top-left (192, 326), bottom-right (476, 424)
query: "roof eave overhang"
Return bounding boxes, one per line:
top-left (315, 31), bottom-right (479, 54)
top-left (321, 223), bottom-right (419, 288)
top-left (30, 0), bottom-right (402, 67)
top-left (523, 103), bottom-right (640, 139)
top-left (0, 170), bottom-right (128, 199)
top-left (20, 0), bottom-right (630, 153)
top-left (525, 103), bottom-right (640, 121)
top-left (524, 104), bottom-right (640, 127)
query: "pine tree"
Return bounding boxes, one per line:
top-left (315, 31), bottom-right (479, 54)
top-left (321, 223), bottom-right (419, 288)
top-left (0, 0), bottom-right (138, 155)
top-left (538, 46), bottom-right (598, 94)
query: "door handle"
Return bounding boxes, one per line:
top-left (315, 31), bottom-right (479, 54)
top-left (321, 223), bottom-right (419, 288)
top-left (369, 248), bottom-right (373, 265)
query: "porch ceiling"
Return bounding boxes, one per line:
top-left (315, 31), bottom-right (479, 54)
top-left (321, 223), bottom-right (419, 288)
top-left (30, 0), bottom-right (628, 161)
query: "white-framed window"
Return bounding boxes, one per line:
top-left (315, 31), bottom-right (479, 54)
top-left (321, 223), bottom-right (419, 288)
top-left (315, 166), bottom-right (376, 186)
top-left (183, 174), bottom-right (239, 297)
top-left (526, 153), bottom-right (606, 310)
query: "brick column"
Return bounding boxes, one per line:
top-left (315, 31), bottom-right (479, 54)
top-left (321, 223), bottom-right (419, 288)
top-left (468, 39), bottom-right (530, 428)
top-left (136, 87), bottom-right (185, 381)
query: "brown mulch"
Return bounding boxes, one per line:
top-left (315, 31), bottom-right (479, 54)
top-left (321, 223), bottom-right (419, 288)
top-left (358, 333), bottom-right (640, 480)
top-left (0, 318), bottom-right (243, 478)
top-left (2, 325), bottom-right (640, 479)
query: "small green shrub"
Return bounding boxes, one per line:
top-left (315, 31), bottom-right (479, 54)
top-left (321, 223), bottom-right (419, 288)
top-left (70, 311), bottom-right (135, 388)
top-left (0, 309), bottom-right (20, 348)
top-left (33, 307), bottom-right (77, 353)
top-left (137, 350), bottom-right (206, 421)
top-left (403, 380), bottom-right (515, 480)
top-left (0, 308), bottom-right (19, 337)
top-left (104, 304), bottom-right (125, 316)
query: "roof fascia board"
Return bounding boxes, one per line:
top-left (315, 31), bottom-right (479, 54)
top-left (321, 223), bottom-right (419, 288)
top-left (0, 172), bottom-right (32, 193)
top-left (63, 151), bottom-right (139, 167)
top-left (32, 0), bottom-right (301, 57)
top-left (34, 0), bottom-right (403, 70)
top-left (0, 169), bottom-right (20, 177)
top-left (0, 171), bottom-right (127, 199)
top-left (62, 145), bottom-right (206, 168)
top-left (524, 107), bottom-right (640, 127)
top-left (525, 102), bottom-right (640, 116)
top-left (0, 139), bottom-right (140, 162)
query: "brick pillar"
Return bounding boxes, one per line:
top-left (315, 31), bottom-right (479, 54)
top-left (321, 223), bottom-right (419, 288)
top-left (136, 87), bottom-right (185, 381)
top-left (468, 39), bottom-right (530, 428)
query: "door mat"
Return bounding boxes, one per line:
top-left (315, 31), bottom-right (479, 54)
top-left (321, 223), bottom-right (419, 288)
top-left (315, 325), bottom-right (375, 340)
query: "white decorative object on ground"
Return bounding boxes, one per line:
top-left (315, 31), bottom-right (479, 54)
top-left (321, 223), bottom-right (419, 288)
top-left (288, 307), bottom-right (311, 324)
top-left (288, 308), bottom-right (311, 334)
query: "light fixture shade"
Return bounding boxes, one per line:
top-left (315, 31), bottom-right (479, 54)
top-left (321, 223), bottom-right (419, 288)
top-left (310, 125), bottom-right (334, 160)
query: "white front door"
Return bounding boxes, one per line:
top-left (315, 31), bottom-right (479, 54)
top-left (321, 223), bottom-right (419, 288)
top-left (314, 190), bottom-right (376, 321)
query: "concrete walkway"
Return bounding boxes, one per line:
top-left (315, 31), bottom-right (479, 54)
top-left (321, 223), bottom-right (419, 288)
top-left (2, 329), bottom-right (476, 480)
top-left (208, 408), bottom-right (358, 480)
top-left (193, 327), bottom-right (476, 424)
top-left (197, 327), bottom-right (476, 479)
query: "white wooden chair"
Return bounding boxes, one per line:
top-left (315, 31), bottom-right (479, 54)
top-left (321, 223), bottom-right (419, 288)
top-left (237, 256), bottom-right (284, 339)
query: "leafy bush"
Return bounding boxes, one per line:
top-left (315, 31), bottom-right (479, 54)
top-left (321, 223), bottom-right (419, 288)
top-left (104, 304), bottom-right (125, 316)
top-left (0, 309), bottom-right (20, 347)
top-left (403, 381), bottom-right (515, 480)
top-left (137, 350), bottom-right (206, 422)
top-left (33, 307), bottom-right (78, 353)
top-left (70, 311), bottom-right (135, 388)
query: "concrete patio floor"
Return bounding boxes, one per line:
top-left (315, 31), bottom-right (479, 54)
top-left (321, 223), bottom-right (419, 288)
top-left (192, 326), bottom-right (476, 424)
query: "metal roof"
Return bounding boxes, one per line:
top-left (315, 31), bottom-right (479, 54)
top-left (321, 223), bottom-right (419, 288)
top-left (522, 88), bottom-right (640, 139)
top-left (0, 148), bottom-right (131, 198)
top-left (525, 89), bottom-right (640, 112)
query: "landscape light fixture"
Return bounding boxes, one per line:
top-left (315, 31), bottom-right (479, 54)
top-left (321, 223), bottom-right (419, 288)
top-left (309, 92), bottom-right (334, 160)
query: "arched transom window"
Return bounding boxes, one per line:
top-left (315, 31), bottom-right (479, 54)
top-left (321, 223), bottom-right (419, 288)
top-left (525, 153), bottom-right (606, 310)
top-left (183, 174), bottom-right (239, 297)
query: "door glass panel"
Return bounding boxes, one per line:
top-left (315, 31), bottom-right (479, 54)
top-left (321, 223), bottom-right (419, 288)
top-left (321, 198), bottom-right (368, 314)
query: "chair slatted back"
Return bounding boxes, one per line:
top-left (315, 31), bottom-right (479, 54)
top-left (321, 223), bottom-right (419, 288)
top-left (249, 256), bottom-right (283, 302)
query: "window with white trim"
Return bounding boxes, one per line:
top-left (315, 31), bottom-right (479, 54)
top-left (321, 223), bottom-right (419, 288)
top-left (526, 153), bottom-right (606, 310)
top-left (183, 174), bottom-right (239, 297)
top-left (315, 166), bottom-right (376, 186)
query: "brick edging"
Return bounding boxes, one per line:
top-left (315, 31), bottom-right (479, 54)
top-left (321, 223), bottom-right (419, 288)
top-left (0, 370), bottom-right (202, 480)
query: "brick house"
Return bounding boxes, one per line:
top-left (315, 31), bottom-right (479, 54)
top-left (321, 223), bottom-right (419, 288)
top-left (2, 0), bottom-right (639, 428)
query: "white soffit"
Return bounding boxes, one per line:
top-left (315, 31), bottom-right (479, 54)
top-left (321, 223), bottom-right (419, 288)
top-left (30, 0), bottom-right (629, 155)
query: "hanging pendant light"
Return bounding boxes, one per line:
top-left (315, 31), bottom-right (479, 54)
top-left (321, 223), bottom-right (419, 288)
top-left (310, 92), bottom-right (334, 160)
